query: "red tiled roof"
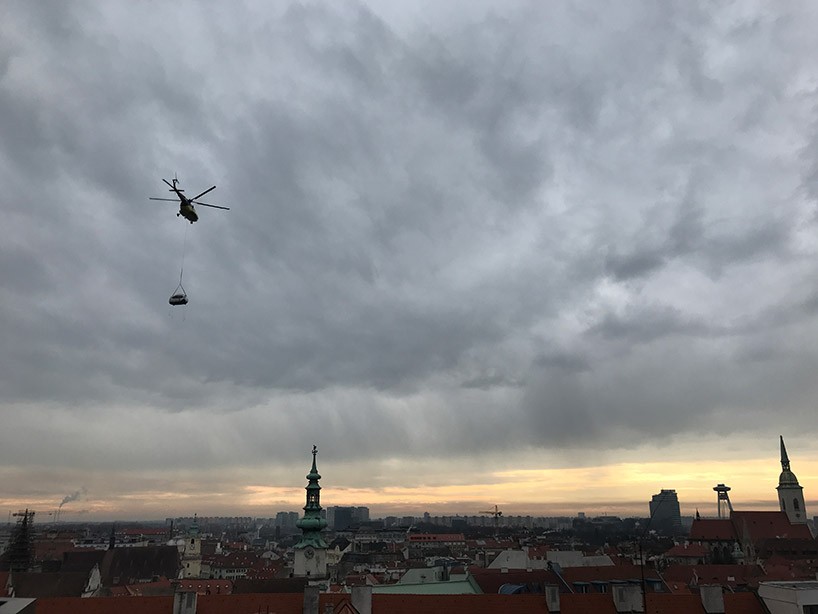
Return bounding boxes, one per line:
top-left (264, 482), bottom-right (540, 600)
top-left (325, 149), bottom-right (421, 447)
top-left (11, 572), bottom-right (91, 598)
top-left (724, 592), bottom-right (767, 614)
top-left (561, 564), bottom-right (662, 584)
top-left (100, 545), bottom-right (180, 586)
top-left (731, 511), bottom-right (813, 541)
top-left (689, 518), bottom-right (737, 541)
top-left (29, 591), bottom-right (768, 614)
top-left (124, 578), bottom-right (174, 597)
top-left (122, 528), bottom-right (168, 537)
top-left (35, 596), bottom-right (174, 614)
top-left (760, 556), bottom-right (818, 581)
top-left (661, 564), bottom-right (766, 589)
top-left (469, 563), bottom-right (664, 594)
top-left (176, 579), bottom-right (232, 595)
top-left (645, 592), bottom-right (766, 614)
top-left (469, 567), bottom-right (559, 594)
top-left (34, 540), bottom-right (82, 562)
top-left (197, 594), bottom-right (561, 614)
top-left (525, 545), bottom-right (551, 559)
top-left (664, 543), bottom-right (709, 558)
top-left (408, 534), bottom-right (465, 542)
top-left (209, 551), bottom-right (261, 568)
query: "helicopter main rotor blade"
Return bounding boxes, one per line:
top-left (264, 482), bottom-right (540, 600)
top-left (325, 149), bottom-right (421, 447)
top-left (191, 186), bottom-right (216, 201)
top-left (162, 178), bottom-right (175, 189)
top-left (193, 201), bottom-right (230, 210)
top-left (149, 197), bottom-right (180, 202)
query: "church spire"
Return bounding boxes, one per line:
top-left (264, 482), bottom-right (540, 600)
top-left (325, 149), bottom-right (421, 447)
top-left (295, 445), bottom-right (328, 549)
top-left (780, 435), bottom-right (791, 472)
top-left (778, 435), bottom-right (799, 486)
top-left (777, 436), bottom-right (807, 525)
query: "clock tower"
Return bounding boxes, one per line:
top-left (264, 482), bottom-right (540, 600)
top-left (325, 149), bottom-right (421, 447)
top-left (293, 445), bottom-right (328, 578)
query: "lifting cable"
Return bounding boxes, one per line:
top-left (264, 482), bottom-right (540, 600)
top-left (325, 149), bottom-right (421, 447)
top-left (176, 223), bottom-right (188, 295)
top-left (169, 224), bottom-right (189, 306)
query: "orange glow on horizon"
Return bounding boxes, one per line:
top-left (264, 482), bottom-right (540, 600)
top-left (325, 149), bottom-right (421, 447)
top-left (4, 456), bottom-right (814, 521)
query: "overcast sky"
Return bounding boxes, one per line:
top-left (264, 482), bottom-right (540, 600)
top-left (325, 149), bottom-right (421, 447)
top-left (2, 0), bottom-right (818, 521)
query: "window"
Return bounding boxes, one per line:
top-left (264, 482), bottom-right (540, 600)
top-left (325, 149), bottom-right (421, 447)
top-left (802, 605), bottom-right (818, 614)
top-left (794, 498), bottom-right (800, 511)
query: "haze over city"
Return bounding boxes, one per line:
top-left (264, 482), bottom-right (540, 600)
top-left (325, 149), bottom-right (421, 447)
top-left (3, 1), bottom-right (818, 522)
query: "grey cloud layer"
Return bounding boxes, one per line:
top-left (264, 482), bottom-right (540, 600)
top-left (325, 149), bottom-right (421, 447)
top-left (2, 0), bottom-right (818, 490)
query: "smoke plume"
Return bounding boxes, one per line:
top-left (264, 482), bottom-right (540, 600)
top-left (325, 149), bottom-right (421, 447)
top-left (59, 487), bottom-right (88, 508)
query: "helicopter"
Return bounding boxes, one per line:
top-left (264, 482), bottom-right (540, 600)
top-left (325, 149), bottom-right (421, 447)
top-left (148, 176), bottom-right (229, 223)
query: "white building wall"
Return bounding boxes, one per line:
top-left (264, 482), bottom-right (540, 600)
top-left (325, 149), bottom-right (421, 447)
top-left (759, 581), bottom-right (818, 614)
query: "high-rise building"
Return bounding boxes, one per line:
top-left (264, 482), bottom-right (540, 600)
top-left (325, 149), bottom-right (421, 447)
top-left (649, 489), bottom-right (682, 535)
top-left (275, 511), bottom-right (300, 529)
top-left (326, 506), bottom-right (371, 530)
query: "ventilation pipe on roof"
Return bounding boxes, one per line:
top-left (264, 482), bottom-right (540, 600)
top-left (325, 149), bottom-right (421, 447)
top-left (303, 585), bottom-right (320, 614)
top-left (545, 584), bottom-right (560, 612)
top-left (351, 585), bottom-right (372, 614)
top-left (612, 584), bottom-right (643, 613)
top-left (172, 590), bottom-right (197, 614)
top-left (700, 584), bottom-right (725, 613)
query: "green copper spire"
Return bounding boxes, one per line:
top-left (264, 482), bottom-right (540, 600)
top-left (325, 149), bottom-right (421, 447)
top-left (295, 445), bottom-right (328, 549)
top-left (189, 513), bottom-right (200, 537)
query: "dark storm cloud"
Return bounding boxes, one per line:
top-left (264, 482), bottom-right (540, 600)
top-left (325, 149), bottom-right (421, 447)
top-left (2, 0), bottom-right (818, 502)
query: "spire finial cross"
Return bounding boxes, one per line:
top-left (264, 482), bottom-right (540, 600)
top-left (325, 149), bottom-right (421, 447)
top-left (312, 444), bottom-right (318, 458)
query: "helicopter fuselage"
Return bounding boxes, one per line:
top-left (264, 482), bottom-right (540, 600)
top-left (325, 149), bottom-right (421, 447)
top-left (168, 186), bottom-right (199, 223)
top-left (177, 199), bottom-right (198, 223)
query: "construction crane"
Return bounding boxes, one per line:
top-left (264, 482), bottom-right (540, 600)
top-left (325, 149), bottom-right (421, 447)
top-left (9, 509), bottom-right (35, 573)
top-left (479, 505), bottom-right (503, 537)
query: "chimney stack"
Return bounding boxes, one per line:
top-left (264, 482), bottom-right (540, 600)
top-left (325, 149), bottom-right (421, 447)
top-left (545, 584), bottom-right (560, 612)
top-left (172, 590), bottom-right (197, 614)
top-left (351, 585), bottom-right (372, 614)
top-left (303, 585), bottom-right (320, 614)
top-left (700, 585), bottom-right (725, 613)
top-left (612, 584), bottom-right (644, 613)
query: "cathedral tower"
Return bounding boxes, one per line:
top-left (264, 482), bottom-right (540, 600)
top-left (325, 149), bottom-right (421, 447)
top-left (777, 436), bottom-right (807, 525)
top-left (180, 514), bottom-right (202, 578)
top-left (293, 445), bottom-right (328, 578)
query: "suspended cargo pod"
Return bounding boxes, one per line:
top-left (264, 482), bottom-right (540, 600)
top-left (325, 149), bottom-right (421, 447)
top-left (169, 279), bottom-right (188, 306)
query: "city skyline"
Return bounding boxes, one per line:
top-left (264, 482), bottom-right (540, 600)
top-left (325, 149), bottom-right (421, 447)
top-left (3, 2), bottom-right (818, 524)
top-left (4, 442), bottom-right (811, 522)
